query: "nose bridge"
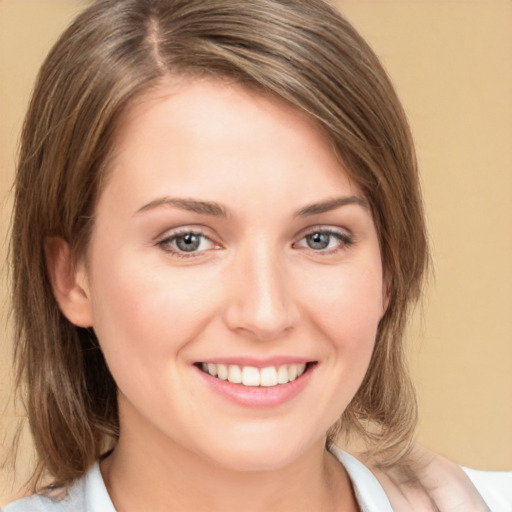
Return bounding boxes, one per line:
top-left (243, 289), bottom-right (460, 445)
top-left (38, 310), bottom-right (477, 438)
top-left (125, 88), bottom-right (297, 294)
top-left (224, 241), bottom-right (299, 340)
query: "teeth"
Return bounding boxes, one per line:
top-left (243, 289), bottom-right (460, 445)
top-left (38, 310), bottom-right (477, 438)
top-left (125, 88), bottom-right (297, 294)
top-left (260, 367), bottom-right (277, 387)
top-left (217, 363), bottom-right (228, 380)
top-left (200, 363), bottom-right (308, 387)
top-left (227, 365), bottom-right (242, 384)
top-left (242, 367), bottom-right (260, 386)
top-left (277, 365), bottom-right (289, 384)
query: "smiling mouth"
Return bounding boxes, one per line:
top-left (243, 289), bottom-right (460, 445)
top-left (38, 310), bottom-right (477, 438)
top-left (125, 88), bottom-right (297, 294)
top-left (196, 362), bottom-right (315, 387)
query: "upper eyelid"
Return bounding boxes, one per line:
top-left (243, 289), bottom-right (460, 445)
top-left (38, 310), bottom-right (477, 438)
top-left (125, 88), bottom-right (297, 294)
top-left (156, 231), bottom-right (219, 258)
top-left (294, 225), bottom-right (352, 240)
top-left (156, 225), bottom-right (215, 242)
top-left (154, 224), bottom-right (353, 245)
top-left (159, 232), bottom-right (216, 248)
top-left (292, 226), bottom-right (354, 251)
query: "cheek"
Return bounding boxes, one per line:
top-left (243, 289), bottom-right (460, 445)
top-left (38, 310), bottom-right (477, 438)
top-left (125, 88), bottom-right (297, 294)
top-left (310, 265), bottom-right (384, 403)
top-left (302, 263), bottom-right (385, 345)
top-left (285, 264), bottom-right (383, 431)
top-left (86, 246), bottom-right (219, 367)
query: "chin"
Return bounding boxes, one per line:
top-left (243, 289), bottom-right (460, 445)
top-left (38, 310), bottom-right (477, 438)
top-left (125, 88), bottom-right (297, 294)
top-left (199, 428), bottom-right (322, 473)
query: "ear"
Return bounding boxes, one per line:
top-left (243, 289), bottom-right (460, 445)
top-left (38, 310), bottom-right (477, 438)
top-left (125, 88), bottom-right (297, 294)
top-left (45, 237), bottom-right (94, 327)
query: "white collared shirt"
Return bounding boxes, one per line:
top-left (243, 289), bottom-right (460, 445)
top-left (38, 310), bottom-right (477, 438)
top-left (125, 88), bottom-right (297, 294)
top-left (4, 450), bottom-right (512, 511)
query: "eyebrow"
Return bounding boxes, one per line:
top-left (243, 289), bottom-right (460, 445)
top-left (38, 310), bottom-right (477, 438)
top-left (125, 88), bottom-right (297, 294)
top-left (294, 196), bottom-right (369, 217)
top-left (135, 195), bottom-right (368, 218)
top-left (136, 197), bottom-right (228, 217)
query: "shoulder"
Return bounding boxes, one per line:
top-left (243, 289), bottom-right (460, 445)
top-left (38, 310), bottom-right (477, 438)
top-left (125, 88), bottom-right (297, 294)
top-left (332, 445), bottom-right (512, 512)
top-left (3, 463), bottom-right (115, 512)
top-left (4, 494), bottom-right (64, 512)
top-left (3, 487), bottom-right (84, 512)
top-left (462, 466), bottom-right (512, 511)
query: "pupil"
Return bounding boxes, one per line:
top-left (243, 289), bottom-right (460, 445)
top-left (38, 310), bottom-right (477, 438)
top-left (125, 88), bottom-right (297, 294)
top-left (177, 233), bottom-right (200, 252)
top-left (307, 232), bottom-right (329, 250)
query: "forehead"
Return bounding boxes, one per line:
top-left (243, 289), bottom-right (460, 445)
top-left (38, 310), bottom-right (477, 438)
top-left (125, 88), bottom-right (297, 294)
top-left (116, 75), bottom-right (333, 154)
top-left (99, 76), bottom-right (360, 215)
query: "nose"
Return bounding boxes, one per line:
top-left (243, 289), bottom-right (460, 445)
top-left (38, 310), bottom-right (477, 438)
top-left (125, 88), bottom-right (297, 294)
top-left (223, 246), bottom-right (300, 341)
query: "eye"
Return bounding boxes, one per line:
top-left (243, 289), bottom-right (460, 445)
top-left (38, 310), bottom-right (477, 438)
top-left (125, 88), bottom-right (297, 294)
top-left (294, 229), bottom-right (353, 253)
top-left (157, 230), bottom-right (218, 256)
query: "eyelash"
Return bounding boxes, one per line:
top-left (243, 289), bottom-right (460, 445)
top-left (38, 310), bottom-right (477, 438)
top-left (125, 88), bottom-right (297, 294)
top-left (293, 229), bottom-right (354, 255)
top-left (156, 227), bottom-right (354, 258)
top-left (156, 229), bottom-right (219, 258)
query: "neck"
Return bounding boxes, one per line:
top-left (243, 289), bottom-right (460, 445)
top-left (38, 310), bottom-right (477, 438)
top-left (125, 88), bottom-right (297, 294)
top-left (101, 423), bottom-right (357, 512)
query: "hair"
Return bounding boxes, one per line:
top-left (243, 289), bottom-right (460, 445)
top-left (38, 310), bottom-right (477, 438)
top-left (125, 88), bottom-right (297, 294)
top-left (10, 0), bottom-right (428, 489)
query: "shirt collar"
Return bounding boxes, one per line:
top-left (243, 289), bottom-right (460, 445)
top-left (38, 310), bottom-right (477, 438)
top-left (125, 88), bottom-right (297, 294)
top-left (330, 447), bottom-right (394, 512)
top-left (84, 449), bottom-right (393, 512)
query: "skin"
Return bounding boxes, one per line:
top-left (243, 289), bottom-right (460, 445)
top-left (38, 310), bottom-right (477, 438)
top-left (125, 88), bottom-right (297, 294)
top-left (51, 77), bottom-right (388, 512)
top-left (363, 445), bottom-right (490, 512)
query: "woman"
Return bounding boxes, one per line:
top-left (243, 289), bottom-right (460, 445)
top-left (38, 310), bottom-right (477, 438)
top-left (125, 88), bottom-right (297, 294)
top-left (4, 0), bottom-right (511, 510)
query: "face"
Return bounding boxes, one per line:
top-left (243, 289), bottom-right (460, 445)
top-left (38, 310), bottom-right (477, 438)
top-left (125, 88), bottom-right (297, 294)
top-left (76, 78), bottom-right (387, 471)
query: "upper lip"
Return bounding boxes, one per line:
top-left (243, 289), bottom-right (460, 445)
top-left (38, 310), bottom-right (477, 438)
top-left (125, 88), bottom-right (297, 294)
top-left (195, 357), bottom-right (315, 368)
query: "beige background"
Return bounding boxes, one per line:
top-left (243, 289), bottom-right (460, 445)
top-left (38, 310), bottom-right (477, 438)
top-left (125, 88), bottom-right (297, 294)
top-left (1, 0), bottom-right (511, 505)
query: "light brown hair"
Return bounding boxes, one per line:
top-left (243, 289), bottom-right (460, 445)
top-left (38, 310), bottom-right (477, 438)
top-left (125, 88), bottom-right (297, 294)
top-left (11, 0), bottom-right (428, 488)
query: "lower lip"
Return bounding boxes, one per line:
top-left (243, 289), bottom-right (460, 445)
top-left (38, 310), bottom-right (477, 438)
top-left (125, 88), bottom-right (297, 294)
top-left (194, 364), bottom-right (315, 408)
